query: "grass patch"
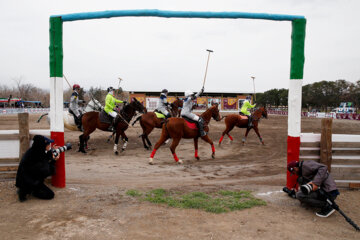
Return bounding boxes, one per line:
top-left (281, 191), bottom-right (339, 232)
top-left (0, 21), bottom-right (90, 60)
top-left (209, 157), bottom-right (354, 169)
top-left (126, 189), bottom-right (142, 197)
top-left (126, 189), bottom-right (266, 213)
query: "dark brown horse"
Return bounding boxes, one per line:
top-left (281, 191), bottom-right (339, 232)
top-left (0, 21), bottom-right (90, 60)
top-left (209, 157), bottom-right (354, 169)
top-left (219, 107), bottom-right (268, 146)
top-left (79, 98), bottom-right (146, 154)
top-left (132, 98), bottom-right (183, 150)
top-left (149, 104), bottom-right (221, 165)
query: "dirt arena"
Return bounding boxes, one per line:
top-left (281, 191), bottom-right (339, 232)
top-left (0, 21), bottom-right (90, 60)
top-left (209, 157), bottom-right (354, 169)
top-left (0, 113), bottom-right (359, 240)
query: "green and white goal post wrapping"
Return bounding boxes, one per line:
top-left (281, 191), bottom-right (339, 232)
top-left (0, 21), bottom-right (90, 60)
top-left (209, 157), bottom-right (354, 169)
top-left (49, 10), bottom-right (306, 188)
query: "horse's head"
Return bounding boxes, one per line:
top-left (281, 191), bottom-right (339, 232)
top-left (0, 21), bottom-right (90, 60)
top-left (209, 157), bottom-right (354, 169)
top-left (173, 97), bottom-right (183, 108)
top-left (130, 97), bottom-right (147, 113)
top-left (86, 98), bottom-right (103, 112)
top-left (260, 106), bottom-right (268, 119)
top-left (210, 103), bottom-right (221, 121)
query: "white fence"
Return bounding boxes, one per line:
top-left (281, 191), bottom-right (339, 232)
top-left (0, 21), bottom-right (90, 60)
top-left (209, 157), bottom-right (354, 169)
top-left (0, 108), bottom-right (50, 115)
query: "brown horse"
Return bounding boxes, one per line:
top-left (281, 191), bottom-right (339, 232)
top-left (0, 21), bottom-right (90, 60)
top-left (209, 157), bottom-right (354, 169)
top-left (149, 104), bottom-right (221, 165)
top-left (219, 107), bottom-right (268, 146)
top-left (132, 98), bottom-right (183, 150)
top-left (79, 98), bottom-right (146, 154)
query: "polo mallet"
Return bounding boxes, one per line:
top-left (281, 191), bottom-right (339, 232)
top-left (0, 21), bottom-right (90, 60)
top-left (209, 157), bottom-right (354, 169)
top-left (63, 74), bottom-right (72, 89)
top-left (202, 49), bottom-right (214, 88)
top-left (251, 76), bottom-right (256, 102)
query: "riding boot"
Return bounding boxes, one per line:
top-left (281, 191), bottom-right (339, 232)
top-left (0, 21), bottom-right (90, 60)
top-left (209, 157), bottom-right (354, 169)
top-left (76, 115), bottom-right (83, 131)
top-left (110, 115), bottom-right (120, 132)
top-left (198, 117), bottom-right (206, 137)
top-left (248, 115), bottom-right (253, 128)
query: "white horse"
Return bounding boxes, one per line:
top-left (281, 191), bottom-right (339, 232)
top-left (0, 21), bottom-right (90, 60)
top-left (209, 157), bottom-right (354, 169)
top-left (37, 98), bottom-right (103, 131)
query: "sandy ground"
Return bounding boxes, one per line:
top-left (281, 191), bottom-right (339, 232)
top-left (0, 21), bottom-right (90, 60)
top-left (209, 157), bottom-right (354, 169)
top-left (0, 113), bottom-right (359, 240)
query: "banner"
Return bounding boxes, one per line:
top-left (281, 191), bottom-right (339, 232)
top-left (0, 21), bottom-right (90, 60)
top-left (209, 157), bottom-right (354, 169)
top-left (146, 97), bottom-right (158, 110)
top-left (223, 97), bottom-right (237, 110)
top-left (196, 97), bottom-right (207, 109)
top-left (208, 98), bottom-right (221, 109)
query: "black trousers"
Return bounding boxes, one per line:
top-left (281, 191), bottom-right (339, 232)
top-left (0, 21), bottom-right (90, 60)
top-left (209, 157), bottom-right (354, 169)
top-left (296, 190), bottom-right (337, 208)
top-left (19, 182), bottom-right (54, 200)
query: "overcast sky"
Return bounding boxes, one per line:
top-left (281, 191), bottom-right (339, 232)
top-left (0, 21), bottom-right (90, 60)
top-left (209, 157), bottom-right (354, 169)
top-left (0, 0), bottom-right (359, 94)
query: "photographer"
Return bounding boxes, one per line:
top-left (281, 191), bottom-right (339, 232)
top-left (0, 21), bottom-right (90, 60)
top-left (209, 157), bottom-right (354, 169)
top-left (15, 135), bottom-right (60, 202)
top-left (286, 160), bottom-right (340, 218)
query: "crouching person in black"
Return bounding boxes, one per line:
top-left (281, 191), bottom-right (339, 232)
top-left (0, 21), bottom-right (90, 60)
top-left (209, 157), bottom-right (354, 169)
top-left (15, 135), bottom-right (60, 202)
top-left (286, 160), bottom-right (340, 218)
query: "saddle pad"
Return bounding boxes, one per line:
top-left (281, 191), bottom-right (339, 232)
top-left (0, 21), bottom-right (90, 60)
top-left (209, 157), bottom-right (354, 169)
top-left (238, 115), bottom-right (248, 120)
top-left (99, 110), bottom-right (113, 124)
top-left (185, 120), bottom-right (198, 130)
top-left (155, 112), bottom-right (166, 119)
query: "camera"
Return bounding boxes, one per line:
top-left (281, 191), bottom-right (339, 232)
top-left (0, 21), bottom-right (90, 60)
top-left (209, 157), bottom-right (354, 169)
top-left (52, 143), bottom-right (72, 158)
top-left (300, 183), bottom-right (313, 195)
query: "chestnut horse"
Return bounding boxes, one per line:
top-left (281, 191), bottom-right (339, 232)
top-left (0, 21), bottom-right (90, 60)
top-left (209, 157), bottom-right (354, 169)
top-left (79, 98), bottom-right (146, 154)
top-left (149, 104), bottom-right (221, 165)
top-left (132, 98), bottom-right (183, 150)
top-left (219, 107), bottom-right (267, 146)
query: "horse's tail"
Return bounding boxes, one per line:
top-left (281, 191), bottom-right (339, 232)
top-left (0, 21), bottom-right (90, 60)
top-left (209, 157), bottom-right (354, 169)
top-left (37, 113), bottom-right (48, 123)
top-left (163, 119), bottom-right (170, 138)
top-left (132, 115), bottom-right (142, 126)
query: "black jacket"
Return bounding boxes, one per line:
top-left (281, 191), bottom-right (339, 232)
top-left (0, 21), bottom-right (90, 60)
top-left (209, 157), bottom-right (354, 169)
top-left (16, 135), bottom-right (56, 190)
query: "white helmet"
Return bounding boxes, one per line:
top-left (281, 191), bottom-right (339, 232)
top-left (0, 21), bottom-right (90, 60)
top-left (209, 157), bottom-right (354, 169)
top-left (184, 90), bottom-right (194, 97)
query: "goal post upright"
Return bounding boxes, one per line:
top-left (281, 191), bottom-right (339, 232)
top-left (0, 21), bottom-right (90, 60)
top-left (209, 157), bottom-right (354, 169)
top-left (49, 16), bottom-right (65, 188)
top-left (287, 18), bottom-right (306, 188)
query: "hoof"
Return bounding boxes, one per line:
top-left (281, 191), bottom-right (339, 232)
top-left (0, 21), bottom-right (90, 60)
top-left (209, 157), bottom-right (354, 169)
top-left (149, 158), bottom-right (154, 165)
top-left (177, 159), bottom-right (183, 164)
top-left (261, 141), bottom-right (265, 145)
top-left (230, 140), bottom-right (233, 145)
top-left (114, 151), bottom-right (119, 155)
top-left (211, 153), bottom-right (215, 159)
top-left (195, 156), bottom-right (200, 161)
top-left (121, 148), bottom-right (125, 152)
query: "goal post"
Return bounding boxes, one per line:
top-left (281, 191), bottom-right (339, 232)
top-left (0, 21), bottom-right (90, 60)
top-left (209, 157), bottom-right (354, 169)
top-left (49, 9), bottom-right (306, 188)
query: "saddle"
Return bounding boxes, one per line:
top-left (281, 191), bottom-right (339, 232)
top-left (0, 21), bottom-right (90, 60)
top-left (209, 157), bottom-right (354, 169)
top-left (182, 116), bottom-right (198, 130)
top-left (99, 110), bottom-right (113, 124)
top-left (154, 111), bottom-right (166, 119)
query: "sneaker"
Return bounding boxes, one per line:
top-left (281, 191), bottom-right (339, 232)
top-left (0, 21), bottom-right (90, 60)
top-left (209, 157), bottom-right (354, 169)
top-left (316, 205), bottom-right (335, 218)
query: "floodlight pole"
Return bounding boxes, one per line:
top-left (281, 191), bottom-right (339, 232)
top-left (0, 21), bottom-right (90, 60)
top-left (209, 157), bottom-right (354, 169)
top-left (251, 76), bottom-right (256, 102)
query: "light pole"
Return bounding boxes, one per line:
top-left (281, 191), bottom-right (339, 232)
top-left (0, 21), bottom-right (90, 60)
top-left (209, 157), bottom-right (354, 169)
top-left (251, 76), bottom-right (256, 102)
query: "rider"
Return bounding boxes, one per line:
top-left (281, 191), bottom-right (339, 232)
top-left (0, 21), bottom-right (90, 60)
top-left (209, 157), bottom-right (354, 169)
top-left (240, 95), bottom-right (256, 128)
top-left (104, 87), bottom-right (127, 132)
top-left (69, 84), bottom-right (84, 131)
top-left (181, 87), bottom-right (206, 136)
top-left (156, 89), bottom-right (171, 118)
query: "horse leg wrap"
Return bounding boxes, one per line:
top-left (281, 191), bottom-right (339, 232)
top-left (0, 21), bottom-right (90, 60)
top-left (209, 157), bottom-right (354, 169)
top-left (173, 153), bottom-right (179, 162)
top-left (113, 144), bottom-right (118, 152)
top-left (219, 135), bottom-right (224, 144)
top-left (195, 149), bottom-right (199, 158)
top-left (211, 144), bottom-right (215, 153)
top-left (242, 137), bottom-right (246, 143)
top-left (150, 149), bottom-right (157, 158)
top-left (228, 135), bottom-right (233, 141)
top-left (122, 141), bottom-right (128, 149)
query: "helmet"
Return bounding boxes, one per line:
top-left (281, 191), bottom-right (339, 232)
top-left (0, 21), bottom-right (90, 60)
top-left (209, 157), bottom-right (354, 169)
top-left (107, 87), bottom-right (115, 93)
top-left (184, 90), bottom-right (194, 97)
top-left (246, 95), bottom-right (252, 100)
top-left (161, 89), bottom-right (168, 94)
top-left (73, 84), bottom-right (80, 90)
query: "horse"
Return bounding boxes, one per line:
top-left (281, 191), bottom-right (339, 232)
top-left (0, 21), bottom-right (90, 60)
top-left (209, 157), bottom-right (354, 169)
top-left (79, 98), bottom-right (146, 154)
top-left (132, 98), bottom-right (183, 150)
top-left (218, 107), bottom-right (268, 146)
top-left (37, 98), bottom-right (103, 131)
top-left (148, 104), bottom-right (221, 165)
